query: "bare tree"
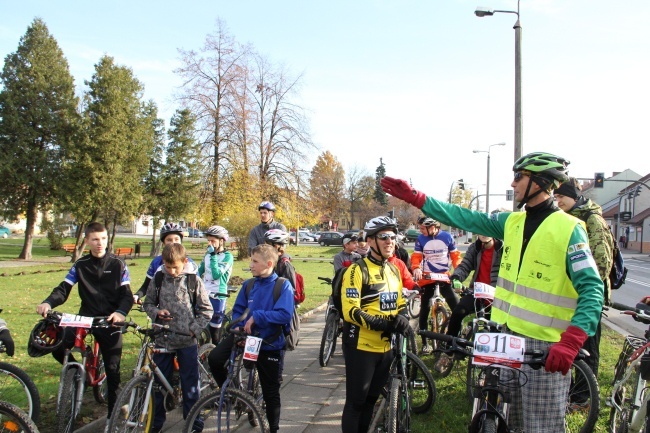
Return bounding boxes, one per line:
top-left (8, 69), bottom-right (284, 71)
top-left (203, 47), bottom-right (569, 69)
top-left (346, 165), bottom-right (374, 230)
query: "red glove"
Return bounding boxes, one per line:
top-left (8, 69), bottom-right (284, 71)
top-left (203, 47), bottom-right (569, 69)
top-left (545, 325), bottom-right (588, 375)
top-left (380, 176), bottom-right (426, 209)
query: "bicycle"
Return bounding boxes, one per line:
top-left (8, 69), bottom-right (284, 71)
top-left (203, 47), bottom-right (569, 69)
top-left (419, 273), bottom-right (452, 355)
top-left (403, 288), bottom-right (421, 320)
top-left (183, 309), bottom-right (270, 433)
top-left (607, 301), bottom-right (650, 433)
top-left (317, 276), bottom-right (341, 367)
top-left (108, 319), bottom-right (216, 433)
top-left (0, 401), bottom-right (39, 433)
top-left (44, 311), bottom-right (110, 433)
top-left (367, 331), bottom-right (436, 433)
top-left (0, 339), bottom-right (40, 422)
top-left (420, 326), bottom-right (600, 433)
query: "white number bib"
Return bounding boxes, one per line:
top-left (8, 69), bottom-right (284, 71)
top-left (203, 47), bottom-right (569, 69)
top-left (473, 282), bottom-right (496, 300)
top-left (428, 273), bottom-right (450, 283)
top-left (59, 313), bottom-right (93, 328)
top-left (472, 332), bottom-right (525, 368)
top-left (243, 336), bottom-right (263, 362)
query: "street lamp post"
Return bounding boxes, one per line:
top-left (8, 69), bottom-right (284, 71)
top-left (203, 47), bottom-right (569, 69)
top-left (473, 142), bottom-right (506, 214)
top-left (475, 0), bottom-right (522, 182)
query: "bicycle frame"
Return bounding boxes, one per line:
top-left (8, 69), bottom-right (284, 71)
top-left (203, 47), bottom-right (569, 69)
top-left (58, 326), bottom-right (105, 413)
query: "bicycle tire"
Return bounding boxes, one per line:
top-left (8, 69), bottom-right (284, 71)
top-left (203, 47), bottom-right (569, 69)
top-left (407, 294), bottom-right (421, 319)
top-left (608, 371), bottom-right (639, 433)
top-left (318, 311), bottom-right (338, 367)
top-left (56, 367), bottom-right (79, 433)
top-left (0, 361), bottom-right (41, 422)
top-left (198, 343), bottom-right (217, 396)
top-left (386, 378), bottom-right (401, 433)
top-left (0, 401), bottom-right (39, 433)
top-left (182, 387), bottom-right (269, 433)
top-left (479, 415), bottom-right (497, 433)
top-left (429, 305), bottom-right (450, 352)
top-left (108, 374), bottom-right (154, 433)
top-left (93, 352), bottom-right (108, 404)
top-left (566, 359), bottom-right (600, 433)
top-left (405, 351), bottom-right (435, 414)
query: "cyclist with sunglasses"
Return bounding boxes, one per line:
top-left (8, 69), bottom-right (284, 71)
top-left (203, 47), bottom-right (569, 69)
top-left (333, 233), bottom-right (362, 272)
top-left (340, 216), bottom-right (410, 433)
top-left (381, 152), bottom-right (604, 433)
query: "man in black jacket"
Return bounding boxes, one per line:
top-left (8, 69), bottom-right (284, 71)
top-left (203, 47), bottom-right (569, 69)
top-left (36, 222), bottom-right (134, 421)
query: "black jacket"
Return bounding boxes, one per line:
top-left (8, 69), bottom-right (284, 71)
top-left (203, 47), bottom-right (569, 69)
top-left (451, 238), bottom-right (503, 287)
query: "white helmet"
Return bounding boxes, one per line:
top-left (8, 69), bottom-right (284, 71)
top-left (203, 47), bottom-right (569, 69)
top-left (160, 222), bottom-right (183, 241)
top-left (364, 216), bottom-right (398, 238)
top-left (264, 229), bottom-right (290, 245)
top-left (204, 225), bottom-right (229, 241)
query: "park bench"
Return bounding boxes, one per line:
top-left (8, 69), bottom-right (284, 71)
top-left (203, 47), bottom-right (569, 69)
top-left (62, 243), bottom-right (88, 256)
top-left (114, 247), bottom-right (134, 259)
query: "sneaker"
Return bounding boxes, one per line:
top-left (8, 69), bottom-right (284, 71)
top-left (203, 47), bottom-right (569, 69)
top-left (191, 415), bottom-right (204, 433)
top-left (421, 344), bottom-right (433, 355)
top-left (567, 400), bottom-right (590, 413)
top-left (434, 353), bottom-right (452, 373)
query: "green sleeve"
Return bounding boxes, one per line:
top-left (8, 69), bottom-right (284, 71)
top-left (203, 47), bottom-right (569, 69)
top-left (420, 196), bottom-right (508, 239)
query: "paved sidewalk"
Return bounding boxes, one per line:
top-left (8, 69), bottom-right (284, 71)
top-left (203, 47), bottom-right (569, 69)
top-left (75, 305), bottom-right (346, 433)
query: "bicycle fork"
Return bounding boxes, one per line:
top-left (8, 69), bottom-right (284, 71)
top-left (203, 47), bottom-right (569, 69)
top-left (609, 369), bottom-right (648, 431)
top-left (60, 360), bottom-right (87, 416)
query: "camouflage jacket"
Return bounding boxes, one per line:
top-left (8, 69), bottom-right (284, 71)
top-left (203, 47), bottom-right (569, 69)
top-left (143, 262), bottom-right (213, 350)
top-left (568, 197), bottom-right (615, 301)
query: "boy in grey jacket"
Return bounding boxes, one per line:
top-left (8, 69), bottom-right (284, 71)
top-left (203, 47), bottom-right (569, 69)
top-left (143, 243), bottom-right (213, 433)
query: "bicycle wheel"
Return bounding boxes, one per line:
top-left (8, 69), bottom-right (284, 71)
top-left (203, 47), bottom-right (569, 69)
top-left (566, 359), bottom-right (600, 433)
top-left (0, 401), bottom-right (39, 433)
top-left (429, 305), bottom-right (450, 351)
top-left (93, 352), bottom-right (108, 404)
top-left (0, 361), bottom-right (41, 422)
top-left (387, 377), bottom-right (409, 433)
top-left (319, 311), bottom-right (339, 367)
top-left (407, 294), bottom-right (421, 319)
top-left (56, 367), bottom-right (79, 433)
top-left (405, 351), bottom-right (435, 414)
top-left (609, 372), bottom-right (639, 433)
top-left (182, 388), bottom-right (269, 433)
top-left (199, 343), bottom-right (217, 396)
top-left (478, 415), bottom-right (497, 433)
top-left (108, 374), bottom-right (154, 433)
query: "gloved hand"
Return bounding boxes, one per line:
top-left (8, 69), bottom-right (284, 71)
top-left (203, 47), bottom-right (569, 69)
top-left (391, 315), bottom-right (412, 336)
top-left (207, 245), bottom-right (215, 254)
top-left (451, 278), bottom-right (463, 292)
top-left (545, 325), bottom-right (588, 375)
top-left (0, 320), bottom-right (15, 357)
top-left (380, 176), bottom-right (426, 209)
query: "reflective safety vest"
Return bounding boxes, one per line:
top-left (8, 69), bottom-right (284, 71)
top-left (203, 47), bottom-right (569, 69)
top-left (492, 211), bottom-right (580, 342)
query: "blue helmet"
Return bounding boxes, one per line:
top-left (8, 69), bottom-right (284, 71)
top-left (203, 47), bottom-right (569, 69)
top-left (258, 201), bottom-right (276, 212)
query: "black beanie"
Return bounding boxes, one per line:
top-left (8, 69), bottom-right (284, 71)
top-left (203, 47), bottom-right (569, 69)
top-left (555, 180), bottom-right (580, 200)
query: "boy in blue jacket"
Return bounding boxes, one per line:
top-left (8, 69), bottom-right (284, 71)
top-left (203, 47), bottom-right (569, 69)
top-left (208, 244), bottom-right (293, 433)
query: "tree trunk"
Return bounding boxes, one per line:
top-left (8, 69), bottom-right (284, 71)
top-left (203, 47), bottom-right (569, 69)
top-left (18, 197), bottom-right (38, 260)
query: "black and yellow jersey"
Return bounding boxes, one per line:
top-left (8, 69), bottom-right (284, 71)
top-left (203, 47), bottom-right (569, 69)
top-left (341, 257), bottom-right (406, 353)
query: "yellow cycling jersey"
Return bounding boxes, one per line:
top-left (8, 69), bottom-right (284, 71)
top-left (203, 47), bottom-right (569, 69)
top-left (341, 258), bottom-right (405, 353)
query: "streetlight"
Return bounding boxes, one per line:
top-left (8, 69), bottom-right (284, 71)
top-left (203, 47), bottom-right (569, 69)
top-left (475, 1), bottom-right (522, 172)
top-left (473, 142), bottom-right (506, 214)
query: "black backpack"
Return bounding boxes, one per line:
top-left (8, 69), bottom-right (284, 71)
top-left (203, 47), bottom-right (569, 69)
top-left (331, 259), bottom-right (400, 313)
top-left (244, 277), bottom-right (300, 351)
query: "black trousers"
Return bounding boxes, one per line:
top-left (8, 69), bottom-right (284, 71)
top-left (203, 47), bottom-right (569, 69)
top-left (208, 333), bottom-right (283, 433)
top-left (53, 326), bottom-right (123, 417)
top-left (341, 345), bottom-right (393, 433)
top-left (419, 282), bottom-right (458, 343)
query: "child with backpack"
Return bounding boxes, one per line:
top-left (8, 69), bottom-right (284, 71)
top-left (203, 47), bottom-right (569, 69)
top-left (142, 243), bottom-right (213, 433)
top-left (198, 225), bottom-right (234, 344)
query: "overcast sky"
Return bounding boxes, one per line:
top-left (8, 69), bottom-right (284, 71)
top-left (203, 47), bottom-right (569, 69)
top-left (2, 0), bottom-right (648, 212)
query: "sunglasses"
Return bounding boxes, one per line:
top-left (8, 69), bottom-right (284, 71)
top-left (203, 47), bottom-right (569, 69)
top-left (513, 171), bottom-right (530, 182)
top-left (376, 233), bottom-right (397, 241)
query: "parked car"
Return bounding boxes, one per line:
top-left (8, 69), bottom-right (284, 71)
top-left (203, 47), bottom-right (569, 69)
top-left (312, 231), bottom-right (324, 242)
top-left (290, 231), bottom-right (315, 245)
top-left (404, 229), bottom-right (419, 243)
top-left (188, 228), bottom-right (203, 238)
top-left (318, 231), bottom-right (345, 246)
top-left (182, 228), bottom-right (190, 238)
top-left (0, 225), bottom-right (10, 238)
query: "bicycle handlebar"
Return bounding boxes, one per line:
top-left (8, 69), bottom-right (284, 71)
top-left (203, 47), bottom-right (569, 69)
top-left (113, 320), bottom-right (192, 337)
top-left (608, 302), bottom-right (650, 324)
top-left (318, 276), bottom-right (332, 284)
top-left (46, 311), bottom-right (112, 327)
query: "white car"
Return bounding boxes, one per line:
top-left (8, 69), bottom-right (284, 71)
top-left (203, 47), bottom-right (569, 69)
top-left (290, 231), bottom-right (315, 245)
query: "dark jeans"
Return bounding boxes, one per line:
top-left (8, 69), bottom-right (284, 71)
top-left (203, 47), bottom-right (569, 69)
top-left (419, 281), bottom-right (458, 344)
top-left (446, 294), bottom-right (492, 338)
top-left (341, 345), bottom-right (394, 433)
top-left (152, 344), bottom-right (200, 429)
top-left (208, 333), bottom-right (283, 433)
top-left (53, 326), bottom-right (123, 417)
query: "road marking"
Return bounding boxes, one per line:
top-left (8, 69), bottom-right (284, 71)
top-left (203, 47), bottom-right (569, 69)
top-left (625, 278), bottom-right (650, 287)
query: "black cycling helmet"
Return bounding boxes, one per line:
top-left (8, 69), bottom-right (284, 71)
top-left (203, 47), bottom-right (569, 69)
top-left (204, 225), bottom-right (229, 241)
top-left (160, 222), bottom-right (184, 242)
top-left (258, 201), bottom-right (276, 212)
top-left (27, 318), bottom-right (63, 357)
top-left (417, 216), bottom-right (440, 227)
top-left (364, 216), bottom-right (398, 238)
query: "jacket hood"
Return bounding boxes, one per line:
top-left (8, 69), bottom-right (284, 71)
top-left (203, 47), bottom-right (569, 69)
top-left (571, 197), bottom-right (602, 219)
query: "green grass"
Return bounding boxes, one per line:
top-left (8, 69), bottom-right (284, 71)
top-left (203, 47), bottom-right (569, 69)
top-left (0, 240), bottom-right (626, 433)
